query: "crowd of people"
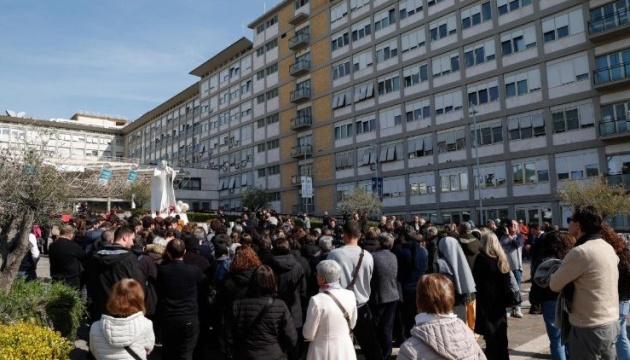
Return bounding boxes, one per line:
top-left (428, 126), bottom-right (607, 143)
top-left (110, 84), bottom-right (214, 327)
top-left (20, 205), bottom-right (630, 360)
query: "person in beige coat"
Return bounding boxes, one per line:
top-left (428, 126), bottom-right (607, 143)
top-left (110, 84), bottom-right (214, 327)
top-left (397, 274), bottom-right (486, 360)
top-left (303, 260), bottom-right (358, 360)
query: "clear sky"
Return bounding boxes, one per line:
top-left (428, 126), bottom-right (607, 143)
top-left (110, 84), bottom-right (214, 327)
top-left (0, 0), bottom-right (282, 121)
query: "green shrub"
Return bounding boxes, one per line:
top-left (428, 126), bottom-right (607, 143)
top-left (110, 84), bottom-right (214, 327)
top-left (0, 279), bottom-right (85, 340)
top-left (0, 322), bottom-right (73, 360)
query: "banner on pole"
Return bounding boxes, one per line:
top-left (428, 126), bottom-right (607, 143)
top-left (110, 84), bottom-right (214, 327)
top-left (301, 176), bottom-right (313, 198)
top-left (99, 169), bottom-right (112, 184)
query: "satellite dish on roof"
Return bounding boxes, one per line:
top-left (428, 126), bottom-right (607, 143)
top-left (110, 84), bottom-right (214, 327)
top-left (16, 112), bottom-right (26, 118)
top-left (5, 110), bottom-right (16, 117)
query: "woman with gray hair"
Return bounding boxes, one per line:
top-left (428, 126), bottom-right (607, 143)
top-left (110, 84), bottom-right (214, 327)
top-left (303, 260), bottom-right (358, 360)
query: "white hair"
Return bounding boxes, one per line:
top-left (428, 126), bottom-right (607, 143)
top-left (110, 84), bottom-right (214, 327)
top-left (318, 236), bottom-right (333, 252)
top-left (316, 260), bottom-right (342, 284)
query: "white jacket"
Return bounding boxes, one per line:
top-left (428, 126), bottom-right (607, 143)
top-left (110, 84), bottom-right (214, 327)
top-left (90, 312), bottom-right (155, 360)
top-left (303, 288), bottom-right (358, 360)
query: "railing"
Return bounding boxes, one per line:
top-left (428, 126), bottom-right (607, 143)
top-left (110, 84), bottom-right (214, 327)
top-left (593, 61), bottom-right (630, 85)
top-left (289, 59), bottom-right (311, 75)
top-left (289, 32), bottom-right (310, 49)
top-left (291, 144), bottom-right (313, 158)
top-left (290, 87), bottom-right (311, 102)
top-left (290, 115), bottom-right (313, 129)
top-left (599, 117), bottom-right (630, 136)
top-left (588, 8), bottom-right (630, 36)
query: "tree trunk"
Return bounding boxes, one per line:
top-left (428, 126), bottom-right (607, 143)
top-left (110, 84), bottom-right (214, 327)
top-left (0, 211), bottom-right (34, 292)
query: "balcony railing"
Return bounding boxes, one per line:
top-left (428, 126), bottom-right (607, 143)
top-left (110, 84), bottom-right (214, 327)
top-left (290, 87), bottom-right (311, 103)
top-left (290, 115), bottom-right (313, 130)
top-left (291, 144), bottom-right (313, 158)
top-left (588, 8), bottom-right (630, 38)
top-left (600, 117), bottom-right (630, 137)
top-left (288, 33), bottom-right (310, 50)
top-left (289, 59), bottom-right (311, 76)
top-left (593, 61), bottom-right (630, 88)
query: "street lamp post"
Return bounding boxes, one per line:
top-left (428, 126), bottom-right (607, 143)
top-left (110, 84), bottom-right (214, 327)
top-left (470, 104), bottom-right (483, 226)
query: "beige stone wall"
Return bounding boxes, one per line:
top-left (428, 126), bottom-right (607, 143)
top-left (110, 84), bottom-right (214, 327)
top-left (314, 184), bottom-right (334, 213)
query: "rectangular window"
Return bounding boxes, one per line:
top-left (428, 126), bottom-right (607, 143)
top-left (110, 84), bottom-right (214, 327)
top-left (437, 129), bottom-right (466, 153)
top-left (407, 136), bottom-right (434, 158)
top-left (403, 62), bottom-right (428, 87)
top-left (471, 121), bottom-right (503, 146)
top-left (350, 0), bottom-right (370, 12)
top-left (504, 68), bottom-right (541, 98)
top-left (542, 7), bottom-right (584, 43)
top-left (439, 169), bottom-right (469, 192)
top-left (474, 163), bottom-right (507, 188)
top-left (266, 139), bottom-right (279, 150)
top-left (377, 72), bottom-right (401, 96)
top-left (353, 51), bottom-right (373, 72)
top-left (594, 49), bottom-right (630, 85)
top-left (376, 39), bottom-right (398, 63)
top-left (335, 151), bottom-right (354, 169)
top-left (333, 88), bottom-right (353, 109)
top-left (294, 0), bottom-right (308, 10)
top-left (265, 63), bottom-right (278, 76)
top-left (265, 39), bottom-right (278, 52)
top-left (382, 176), bottom-right (406, 198)
top-left (330, 1), bottom-right (348, 23)
top-left (429, 14), bottom-right (457, 42)
top-left (353, 82), bottom-right (375, 103)
top-left (434, 89), bottom-right (463, 115)
top-left (547, 53), bottom-right (590, 88)
top-left (374, 8), bottom-right (397, 32)
top-left (508, 112), bottom-right (545, 140)
top-left (331, 31), bottom-right (350, 51)
top-left (461, 1), bottom-right (492, 29)
top-left (401, 27), bottom-right (426, 53)
top-left (409, 172), bottom-right (435, 195)
top-left (405, 98), bottom-right (431, 122)
top-left (432, 51), bottom-right (460, 78)
top-left (498, 0), bottom-right (533, 16)
top-left (555, 151), bottom-right (599, 181)
top-left (399, 0), bottom-right (423, 20)
top-left (467, 79), bottom-right (499, 106)
top-left (552, 101), bottom-right (595, 133)
top-left (334, 122), bottom-right (354, 140)
top-left (379, 106), bottom-right (403, 129)
top-left (332, 60), bottom-right (352, 80)
top-left (464, 38), bottom-right (496, 67)
top-left (355, 113), bottom-right (377, 135)
top-left (351, 17), bottom-right (372, 42)
top-left (501, 25), bottom-right (537, 56)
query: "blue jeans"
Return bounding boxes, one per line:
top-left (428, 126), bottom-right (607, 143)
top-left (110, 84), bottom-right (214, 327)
top-left (543, 300), bottom-right (567, 360)
top-left (618, 301), bottom-right (630, 360)
top-left (512, 269), bottom-right (522, 290)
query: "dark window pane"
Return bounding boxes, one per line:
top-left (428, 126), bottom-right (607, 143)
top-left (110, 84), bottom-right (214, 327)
top-left (451, 56), bottom-right (460, 72)
top-left (482, 2), bottom-right (492, 21)
top-left (509, 0), bottom-right (519, 11)
top-left (502, 40), bottom-right (512, 55)
top-left (517, 79), bottom-right (528, 95)
top-left (489, 86), bottom-right (499, 101)
top-left (498, 4), bottom-right (508, 15)
top-left (557, 26), bottom-right (569, 38)
top-left (469, 92), bottom-right (478, 106)
top-left (465, 51), bottom-right (475, 67)
top-left (479, 89), bottom-right (489, 104)
top-left (472, 13), bottom-right (481, 25)
top-left (506, 83), bottom-right (517, 97)
top-left (462, 17), bottom-right (471, 29)
top-left (544, 31), bottom-right (556, 42)
top-left (475, 47), bottom-right (485, 64)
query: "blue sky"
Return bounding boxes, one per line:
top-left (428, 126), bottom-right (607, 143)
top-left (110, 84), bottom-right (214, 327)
top-left (0, 0), bottom-right (281, 121)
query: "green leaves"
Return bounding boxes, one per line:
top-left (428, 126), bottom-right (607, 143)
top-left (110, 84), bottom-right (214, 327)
top-left (556, 176), bottom-right (630, 218)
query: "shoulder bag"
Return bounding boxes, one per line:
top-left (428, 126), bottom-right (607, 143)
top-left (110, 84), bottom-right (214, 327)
top-left (324, 290), bottom-right (352, 335)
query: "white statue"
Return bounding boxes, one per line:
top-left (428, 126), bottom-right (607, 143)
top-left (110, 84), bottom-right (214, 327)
top-left (151, 160), bottom-right (177, 215)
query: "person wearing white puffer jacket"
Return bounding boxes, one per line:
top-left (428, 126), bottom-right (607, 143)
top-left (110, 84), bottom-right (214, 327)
top-left (90, 279), bottom-right (155, 360)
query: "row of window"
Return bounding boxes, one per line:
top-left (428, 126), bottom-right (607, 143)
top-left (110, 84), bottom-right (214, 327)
top-left (332, 52), bottom-right (589, 112)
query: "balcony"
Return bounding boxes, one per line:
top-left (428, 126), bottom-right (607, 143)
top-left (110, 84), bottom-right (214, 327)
top-left (289, 59), bottom-right (311, 76)
top-left (290, 115), bottom-right (312, 130)
top-left (288, 32), bottom-right (310, 50)
top-left (291, 144), bottom-right (313, 158)
top-left (599, 117), bottom-right (630, 141)
top-left (593, 62), bottom-right (630, 91)
top-left (607, 173), bottom-right (630, 188)
top-left (290, 87), bottom-right (311, 103)
top-left (288, 12), bottom-right (309, 25)
top-left (588, 8), bottom-right (630, 42)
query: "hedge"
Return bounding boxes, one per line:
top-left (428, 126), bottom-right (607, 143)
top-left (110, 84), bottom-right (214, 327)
top-left (0, 322), bottom-right (73, 359)
top-left (0, 279), bottom-right (85, 340)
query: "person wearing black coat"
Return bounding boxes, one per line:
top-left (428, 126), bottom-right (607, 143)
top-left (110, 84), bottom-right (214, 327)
top-left (48, 225), bottom-right (85, 290)
top-left (85, 226), bottom-right (145, 323)
top-left (270, 240), bottom-right (306, 331)
top-left (157, 239), bottom-right (206, 360)
top-left (473, 231), bottom-right (510, 360)
top-left (227, 265), bottom-right (297, 360)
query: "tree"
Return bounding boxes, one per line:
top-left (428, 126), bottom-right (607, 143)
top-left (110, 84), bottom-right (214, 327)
top-left (557, 176), bottom-right (630, 218)
top-left (122, 178), bottom-right (151, 208)
top-left (242, 186), bottom-right (270, 211)
top-left (0, 147), bottom-right (73, 291)
top-left (337, 187), bottom-right (382, 218)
